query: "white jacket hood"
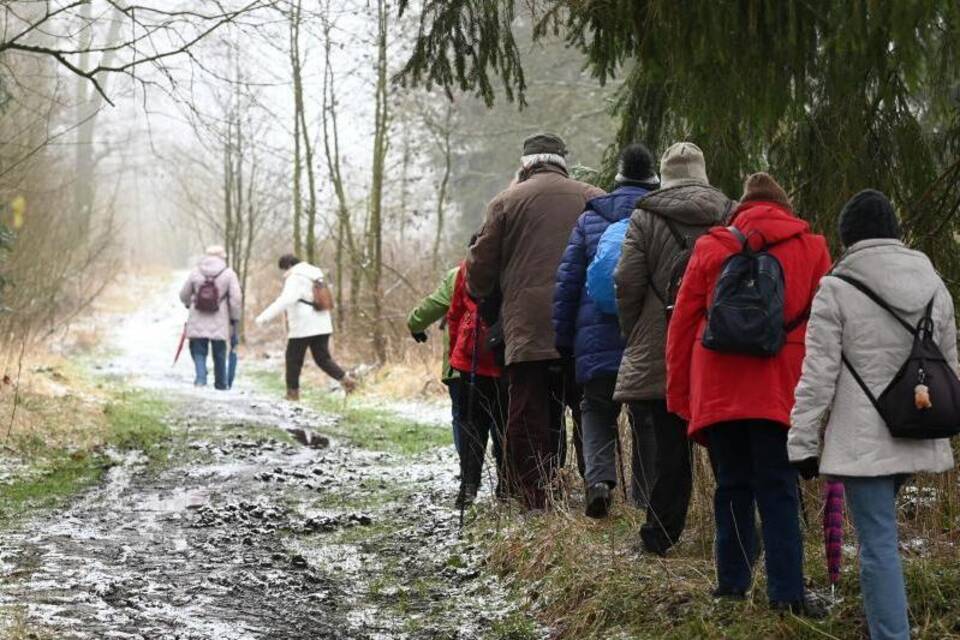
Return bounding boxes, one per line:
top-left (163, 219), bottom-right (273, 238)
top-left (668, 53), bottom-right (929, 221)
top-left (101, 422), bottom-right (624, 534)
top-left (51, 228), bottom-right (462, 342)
top-left (834, 239), bottom-right (940, 315)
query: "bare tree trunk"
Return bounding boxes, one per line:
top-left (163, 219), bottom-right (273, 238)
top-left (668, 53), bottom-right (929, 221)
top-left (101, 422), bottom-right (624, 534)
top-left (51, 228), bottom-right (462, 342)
top-left (431, 105), bottom-right (453, 270)
top-left (399, 129), bottom-right (410, 243)
top-left (290, 3), bottom-right (304, 257)
top-left (319, 2), bottom-right (359, 317)
top-left (335, 216), bottom-right (345, 325)
top-left (368, 0), bottom-right (390, 364)
top-left (223, 128), bottom-right (234, 257)
top-left (300, 104), bottom-right (319, 264)
top-left (73, 6), bottom-right (123, 239)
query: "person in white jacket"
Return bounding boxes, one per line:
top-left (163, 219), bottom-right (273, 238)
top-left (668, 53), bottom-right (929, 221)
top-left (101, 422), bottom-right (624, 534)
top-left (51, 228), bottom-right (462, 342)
top-left (789, 190), bottom-right (957, 640)
top-left (255, 254), bottom-right (356, 399)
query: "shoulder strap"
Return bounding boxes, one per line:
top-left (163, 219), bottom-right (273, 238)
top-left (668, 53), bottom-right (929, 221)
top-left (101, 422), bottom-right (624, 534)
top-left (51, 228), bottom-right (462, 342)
top-left (727, 225), bottom-right (748, 249)
top-left (831, 275), bottom-right (916, 336)
top-left (841, 353), bottom-right (884, 418)
top-left (205, 267), bottom-right (228, 283)
top-left (661, 217), bottom-right (687, 249)
top-left (642, 211), bottom-right (684, 305)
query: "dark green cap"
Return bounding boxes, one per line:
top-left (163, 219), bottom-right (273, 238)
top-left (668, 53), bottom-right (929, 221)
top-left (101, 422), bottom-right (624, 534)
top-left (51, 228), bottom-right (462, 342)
top-left (522, 133), bottom-right (567, 157)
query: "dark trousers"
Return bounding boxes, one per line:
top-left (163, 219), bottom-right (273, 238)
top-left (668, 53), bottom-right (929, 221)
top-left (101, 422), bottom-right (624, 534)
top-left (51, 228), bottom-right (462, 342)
top-left (446, 379), bottom-right (464, 455)
top-left (632, 399), bottom-right (691, 553)
top-left (505, 360), bottom-right (583, 509)
top-left (456, 375), bottom-right (506, 490)
top-left (285, 334), bottom-right (346, 390)
top-left (708, 420), bottom-right (804, 602)
top-left (190, 338), bottom-right (227, 390)
top-left (559, 361), bottom-right (585, 479)
top-left (581, 377), bottom-right (657, 507)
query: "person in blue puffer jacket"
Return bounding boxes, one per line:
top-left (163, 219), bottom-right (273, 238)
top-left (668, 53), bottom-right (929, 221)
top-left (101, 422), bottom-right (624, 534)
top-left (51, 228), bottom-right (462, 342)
top-left (553, 143), bottom-right (660, 518)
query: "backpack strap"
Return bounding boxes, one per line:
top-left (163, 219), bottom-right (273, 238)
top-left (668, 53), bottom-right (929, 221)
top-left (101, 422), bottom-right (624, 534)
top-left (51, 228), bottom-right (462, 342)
top-left (831, 274), bottom-right (916, 336)
top-left (644, 211), bottom-right (687, 306)
top-left (841, 353), bottom-right (885, 417)
top-left (661, 217), bottom-right (688, 250)
top-left (917, 296), bottom-right (937, 337)
top-left (727, 225), bottom-right (748, 250)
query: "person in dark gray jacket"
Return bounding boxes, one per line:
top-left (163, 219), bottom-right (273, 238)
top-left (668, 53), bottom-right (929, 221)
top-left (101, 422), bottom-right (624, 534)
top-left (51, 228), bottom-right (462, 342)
top-left (614, 142), bottom-right (732, 554)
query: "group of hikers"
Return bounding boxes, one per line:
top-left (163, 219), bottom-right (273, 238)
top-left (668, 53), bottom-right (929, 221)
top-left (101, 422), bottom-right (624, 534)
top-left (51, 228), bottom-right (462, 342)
top-left (407, 134), bottom-right (958, 639)
top-left (176, 134), bottom-right (958, 639)
top-left (179, 249), bottom-right (356, 395)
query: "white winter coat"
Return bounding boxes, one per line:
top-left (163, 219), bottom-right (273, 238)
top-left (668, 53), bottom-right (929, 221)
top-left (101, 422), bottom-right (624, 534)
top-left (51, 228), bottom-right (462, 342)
top-left (789, 239), bottom-right (957, 477)
top-left (255, 262), bottom-right (333, 339)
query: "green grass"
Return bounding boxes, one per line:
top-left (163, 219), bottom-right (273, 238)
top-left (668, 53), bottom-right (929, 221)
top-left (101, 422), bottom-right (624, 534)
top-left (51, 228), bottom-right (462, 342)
top-left (0, 390), bottom-right (170, 524)
top-left (103, 390), bottom-right (171, 466)
top-left (487, 612), bottom-right (542, 640)
top-left (248, 368), bottom-right (451, 455)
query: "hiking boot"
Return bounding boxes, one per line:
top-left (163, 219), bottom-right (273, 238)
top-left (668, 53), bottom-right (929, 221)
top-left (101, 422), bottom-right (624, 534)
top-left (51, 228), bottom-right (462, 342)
top-left (711, 586), bottom-right (747, 601)
top-left (340, 375), bottom-right (358, 394)
top-left (639, 526), bottom-right (674, 557)
top-left (771, 594), bottom-right (828, 620)
top-left (584, 483), bottom-right (611, 519)
top-left (455, 484), bottom-right (479, 509)
top-left (286, 389), bottom-right (300, 402)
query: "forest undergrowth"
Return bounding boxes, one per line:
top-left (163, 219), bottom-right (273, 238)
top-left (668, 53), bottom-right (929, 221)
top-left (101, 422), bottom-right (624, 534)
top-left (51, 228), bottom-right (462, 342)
top-left (470, 457), bottom-right (960, 639)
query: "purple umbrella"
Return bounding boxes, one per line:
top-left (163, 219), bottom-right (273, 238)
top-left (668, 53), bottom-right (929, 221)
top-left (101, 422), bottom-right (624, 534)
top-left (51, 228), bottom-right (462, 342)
top-left (823, 480), bottom-right (845, 597)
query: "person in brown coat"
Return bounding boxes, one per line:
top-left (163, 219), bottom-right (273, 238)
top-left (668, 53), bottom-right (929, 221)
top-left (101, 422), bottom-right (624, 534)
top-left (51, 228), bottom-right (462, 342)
top-left (468, 133), bottom-right (605, 509)
top-left (614, 142), bottom-right (733, 554)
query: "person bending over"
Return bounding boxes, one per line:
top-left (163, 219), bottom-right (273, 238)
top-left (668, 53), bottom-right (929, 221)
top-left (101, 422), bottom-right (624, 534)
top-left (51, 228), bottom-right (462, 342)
top-left (255, 254), bottom-right (356, 399)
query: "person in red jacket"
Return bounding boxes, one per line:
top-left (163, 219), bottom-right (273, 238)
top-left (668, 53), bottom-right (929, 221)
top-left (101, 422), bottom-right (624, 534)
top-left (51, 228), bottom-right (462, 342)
top-left (666, 173), bottom-right (831, 618)
top-left (448, 261), bottom-right (506, 507)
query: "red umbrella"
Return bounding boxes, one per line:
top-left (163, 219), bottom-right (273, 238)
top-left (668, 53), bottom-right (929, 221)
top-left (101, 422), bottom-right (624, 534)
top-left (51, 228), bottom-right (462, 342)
top-left (173, 323), bottom-right (187, 366)
top-left (823, 480), bottom-right (845, 598)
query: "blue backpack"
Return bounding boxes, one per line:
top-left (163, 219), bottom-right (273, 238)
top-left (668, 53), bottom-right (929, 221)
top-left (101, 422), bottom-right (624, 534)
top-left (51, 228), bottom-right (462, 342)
top-left (702, 226), bottom-right (806, 357)
top-left (586, 219), bottom-right (629, 315)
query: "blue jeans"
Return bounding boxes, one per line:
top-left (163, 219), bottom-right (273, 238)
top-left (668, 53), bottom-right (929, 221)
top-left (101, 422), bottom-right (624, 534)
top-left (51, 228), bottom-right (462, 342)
top-left (447, 378), bottom-right (464, 454)
top-left (843, 475), bottom-right (910, 640)
top-left (707, 421), bottom-right (804, 602)
top-left (189, 339), bottom-right (227, 390)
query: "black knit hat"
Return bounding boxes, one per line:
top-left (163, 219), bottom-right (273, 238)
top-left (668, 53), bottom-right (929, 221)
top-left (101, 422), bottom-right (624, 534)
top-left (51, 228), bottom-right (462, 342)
top-left (522, 133), bottom-right (567, 157)
top-left (838, 189), bottom-right (901, 248)
top-left (617, 143), bottom-right (657, 183)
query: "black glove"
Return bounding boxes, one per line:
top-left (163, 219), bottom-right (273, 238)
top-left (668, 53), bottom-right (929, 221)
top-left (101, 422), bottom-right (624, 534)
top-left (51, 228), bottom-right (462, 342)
top-left (792, 457), bottom-right (819, 480)
top-left (411, 331), bottom-right (428, 343)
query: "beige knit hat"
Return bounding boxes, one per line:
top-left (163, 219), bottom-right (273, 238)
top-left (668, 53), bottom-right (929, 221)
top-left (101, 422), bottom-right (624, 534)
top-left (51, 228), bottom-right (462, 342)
top-left (740, 172), bottom-right (792, 209)
top-left (660, 142), bottom-right (709, 189)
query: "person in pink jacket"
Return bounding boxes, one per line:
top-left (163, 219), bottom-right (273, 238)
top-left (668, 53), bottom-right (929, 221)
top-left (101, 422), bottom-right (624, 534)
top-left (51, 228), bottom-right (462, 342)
top-left (179, 246), bottom-right (242, 390)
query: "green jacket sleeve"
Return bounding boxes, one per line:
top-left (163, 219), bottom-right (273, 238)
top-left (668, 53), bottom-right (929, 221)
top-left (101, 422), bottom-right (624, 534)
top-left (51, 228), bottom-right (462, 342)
top-left (407, 267), bottom-right (458, 333)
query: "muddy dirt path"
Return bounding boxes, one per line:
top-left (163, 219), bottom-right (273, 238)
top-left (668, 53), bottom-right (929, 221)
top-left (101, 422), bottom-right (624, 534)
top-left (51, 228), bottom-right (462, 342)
top-left (0, 277), bottom-right (531, 640)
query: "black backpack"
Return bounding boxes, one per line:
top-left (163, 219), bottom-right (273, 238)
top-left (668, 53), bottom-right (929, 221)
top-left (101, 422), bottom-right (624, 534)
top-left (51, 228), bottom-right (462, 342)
top-left (833, 275), bottom-right (960, 440)
top-left (702, 226), bottom-right (806, 357)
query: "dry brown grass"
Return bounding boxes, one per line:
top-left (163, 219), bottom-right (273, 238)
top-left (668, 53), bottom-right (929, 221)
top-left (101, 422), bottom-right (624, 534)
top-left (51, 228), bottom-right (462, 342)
top-left (0, 356), bottom-right (108, 455)
top-left (474, 421), bottom-right (960, 640)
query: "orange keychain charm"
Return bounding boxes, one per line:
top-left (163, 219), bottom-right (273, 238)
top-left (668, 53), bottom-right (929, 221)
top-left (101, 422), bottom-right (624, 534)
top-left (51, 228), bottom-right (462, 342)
top-left (915, 384), bottom-right (932, 410)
